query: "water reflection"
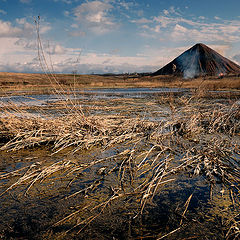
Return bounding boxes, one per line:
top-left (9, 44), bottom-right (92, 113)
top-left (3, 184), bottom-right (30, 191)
top-left (0, 87), bottom-right (189, 107)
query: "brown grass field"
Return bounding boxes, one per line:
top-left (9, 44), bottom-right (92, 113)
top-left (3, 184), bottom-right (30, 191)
top-left (0, 72), bottom-right (240, 94)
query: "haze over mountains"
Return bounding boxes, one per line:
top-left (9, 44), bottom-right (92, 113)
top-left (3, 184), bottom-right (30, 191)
top-left (152, 43), bottom-right (240, 78)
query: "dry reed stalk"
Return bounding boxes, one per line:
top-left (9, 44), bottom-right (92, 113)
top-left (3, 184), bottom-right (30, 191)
top-left (0, 159), bottom-right (76, 196)
top-left (226, 220), bottom-right (240, 240)
top-left (180, 193), bottom-right (193, 225)
top-left (157, 227), bottom-right (181, 240)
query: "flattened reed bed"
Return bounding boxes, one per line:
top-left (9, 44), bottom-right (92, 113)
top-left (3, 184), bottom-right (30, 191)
top-left (0, 112), bottom-right (156, 152)
top-left (0, 94), bottom-right (240, 239)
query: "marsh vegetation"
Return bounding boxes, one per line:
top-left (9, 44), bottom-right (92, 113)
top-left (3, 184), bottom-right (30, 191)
top-left (0, 71), bottom-right (240, 95)
top-left (0, 83), bottom-right (239, 239)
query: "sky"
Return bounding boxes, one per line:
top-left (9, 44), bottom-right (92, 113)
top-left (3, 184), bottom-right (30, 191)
top-left (1, 0), bottom-right (240, 74)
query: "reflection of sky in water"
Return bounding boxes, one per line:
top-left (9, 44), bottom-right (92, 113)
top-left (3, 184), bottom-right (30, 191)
top-left (81, 87), bottom-right (186, 94)
top-left (0, 88), bottom-right (188, 107)
top-left (0, 94), bottom-right (72, 107)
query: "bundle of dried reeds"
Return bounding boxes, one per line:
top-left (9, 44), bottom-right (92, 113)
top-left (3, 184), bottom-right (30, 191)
top-left (0, 110), bottom-right (156, 153)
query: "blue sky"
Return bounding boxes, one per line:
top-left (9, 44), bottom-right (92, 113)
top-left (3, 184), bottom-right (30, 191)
top-left (1, 0), bottom-right (240, 74)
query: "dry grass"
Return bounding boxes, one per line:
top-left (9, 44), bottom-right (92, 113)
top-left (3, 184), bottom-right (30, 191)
top-left (0, 90), bottom-right (239, 238)
top-left (0, 72), bottom-right (240, 96)
top-left (0, 111), bottom-right (155, 152)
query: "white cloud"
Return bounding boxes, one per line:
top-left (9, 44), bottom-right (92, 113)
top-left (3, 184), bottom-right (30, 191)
top-left (154, 25), bottom-right (161, 33)
top-left (218, 25), bottom-right (239, 34)
top-left (0, 18), bottom-right (50, 39)
top-left (134, 9), bottom-right (240, 44)
top-left (161, 6), bottom-right (181, 16)
top-left (208, 44), bottom-right (231, 56)
top-left (73, 1), bottom-right (116, 34)
top-left (54, 0), bottom-right (72, 4)
top-left (69, 30), bottom-right (86, 37)
top-left (15, 38), bottom-right (36, 50)
top-left (169, 6), bottom-right (178, 15)
top-left (232, 54), bottom-right (240, 64)
top-left (0, 17), bottom-right (54, 73)
top-left (153, 15), bottom-right (175, 28)
top-left (0, 9), bottom-right (6, 15)
top-left (0, 37), bottom-right (37, 72)
top-left (170, 24), bottom-right (232, 42)
top-left (0, 34), bottom-right (158, 74)
top-left (131, 18), bottom-right (152, 24)
top-left (47, 44), bottom-right (66, 55)
top-left (48, 52), bottom-right (158, 74)
top-left (0, 20), bottom-right (21, 37)
top-left (0, 33), bottom-right (235, 74)
top-left (118, 1), bottom-right (134, 10)
top-left (0, 36), bottom-right (83, 73)
top-left (20, 0), bottom-right (31, 3)
top-left (0, 32), bottom-right (183, 73)
top-left (71, 23), bottom-right (78, 28)
top-left (174, 24), bottom-right (187, 33)
top-left (163, 9), bottom-right (169, 15)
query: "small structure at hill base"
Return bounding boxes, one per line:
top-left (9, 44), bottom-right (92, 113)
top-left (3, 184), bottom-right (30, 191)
top-left (152, 43), bottom-right (240, 78)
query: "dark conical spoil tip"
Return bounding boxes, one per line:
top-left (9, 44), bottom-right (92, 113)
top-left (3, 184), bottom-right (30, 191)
top-left (152, 43), bottom-right (240, 78)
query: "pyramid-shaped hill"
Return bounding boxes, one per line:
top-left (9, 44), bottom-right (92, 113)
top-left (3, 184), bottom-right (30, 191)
top-left (152, 43), bottom-right (240, 78)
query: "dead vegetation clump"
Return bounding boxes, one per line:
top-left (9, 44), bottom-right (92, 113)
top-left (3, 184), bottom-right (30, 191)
top-left (0, 111), bottom-right (155, 153)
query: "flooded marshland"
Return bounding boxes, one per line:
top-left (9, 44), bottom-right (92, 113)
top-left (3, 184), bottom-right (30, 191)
top-left (0, 88), bottom-right (239, 239)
